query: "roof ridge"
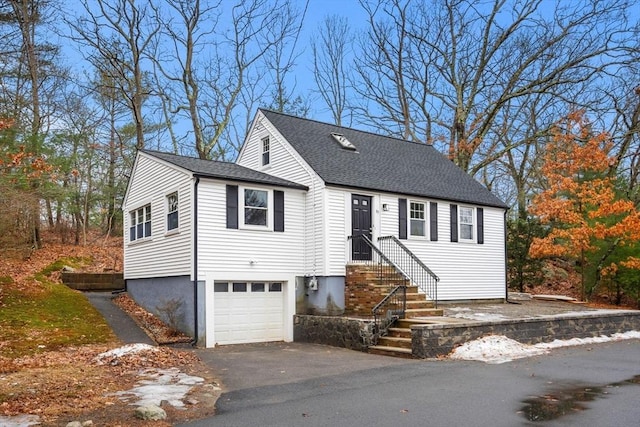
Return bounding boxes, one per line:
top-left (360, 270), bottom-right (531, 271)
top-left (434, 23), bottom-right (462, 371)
top-left (141, 149), bottom-right (235, 166)
top-left (258, 108), bottom-right (434, 149)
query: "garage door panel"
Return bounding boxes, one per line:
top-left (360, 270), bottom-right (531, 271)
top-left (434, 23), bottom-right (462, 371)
top-left (214, 281), bottom-right (285, 345)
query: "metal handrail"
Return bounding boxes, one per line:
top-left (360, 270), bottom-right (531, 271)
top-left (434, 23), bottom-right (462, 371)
top-left (347, 234), bottom-right (409, 344)
top-left (378, 235), bottom-right (439, 307)
top-left (371, 284), bottom-right (406, 342)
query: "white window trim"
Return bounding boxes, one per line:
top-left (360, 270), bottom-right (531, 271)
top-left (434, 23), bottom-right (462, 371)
top-left (409, 200), bottom-right (427, 238)
top-left (128, 202), bottom-right (152, 244)
top-left (165, 190), bottom-right (180, 235)
top-left (240, 185), bottom-right (272, 230)
top-left (458, 205), bottom-right (475, 242)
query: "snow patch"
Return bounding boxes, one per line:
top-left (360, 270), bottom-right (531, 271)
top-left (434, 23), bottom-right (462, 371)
top-left (450, 312), bottom-right (508, 322)
top-left (0, 414), bottom-right (41, 427)
top-left (114, 367), bottom-right (204, 408)
top-left (450, 330), bottom-right (640, 364)
top-left (95, 343), bottom-right (158, 363)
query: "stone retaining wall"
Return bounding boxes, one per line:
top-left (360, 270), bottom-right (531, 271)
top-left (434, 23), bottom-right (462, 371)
top-left (61, 272), bottom-right (125, 291)
top-left (412, 311), bottom-right (640, 358)
top-left (294, 314), bottom-right (373, 351)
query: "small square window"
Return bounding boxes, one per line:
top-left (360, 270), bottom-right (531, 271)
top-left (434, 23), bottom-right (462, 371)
top-left (251, 283), bottom-right (265, 292)
top-left (269, 282), bottom-right (282, 292)
top-left (214, 282), bottom-right (228, 292)
top-left (233, 282), bottom-right (247, 292)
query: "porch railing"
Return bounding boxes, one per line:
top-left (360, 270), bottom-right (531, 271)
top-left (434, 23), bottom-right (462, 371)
top-left (347, 234), bottom-right (409, 344)
top-left (377, 235), bottom-right (439, 307)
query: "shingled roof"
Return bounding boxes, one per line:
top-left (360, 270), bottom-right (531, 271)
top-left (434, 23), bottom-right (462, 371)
top-left (261, 109), bottom-right (508, 209)
top-left (141, 149), bottom-right (308, 190)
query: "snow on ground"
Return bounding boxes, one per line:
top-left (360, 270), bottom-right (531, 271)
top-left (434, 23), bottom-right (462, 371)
top-left (95, 343), bottom-right (158, 362)
top-left (0, 414), bottom-right (41, 427)
top-left (114, 367), bottom-right (204, 408)
top-left (450, 331), bottom-right (640, 364)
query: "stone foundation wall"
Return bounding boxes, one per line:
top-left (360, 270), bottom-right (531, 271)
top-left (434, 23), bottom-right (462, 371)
top-left (412, 311), bottom-right (640, 358)
top-left (61, 272), bottom-right (124, 291)
top-left (294, 314), bottom-right (373, 351)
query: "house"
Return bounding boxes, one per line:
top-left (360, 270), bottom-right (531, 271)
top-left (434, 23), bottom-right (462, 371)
top-left (123, 109), bottom-right (508, 347)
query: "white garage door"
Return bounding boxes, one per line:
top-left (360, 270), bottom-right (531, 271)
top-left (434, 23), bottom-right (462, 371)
top-left (213, 281), bottom-right (285, 345)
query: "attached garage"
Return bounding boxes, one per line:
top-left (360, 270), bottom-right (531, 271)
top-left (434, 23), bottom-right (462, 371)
top-left (212, 281), bottom-right (286, 345)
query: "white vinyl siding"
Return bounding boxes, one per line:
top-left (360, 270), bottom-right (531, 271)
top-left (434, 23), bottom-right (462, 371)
top-left (197, 179), bottom-right (305, 277)
top-left (237, 111), bottom-right (326, 276)
top-left (379, 194), bottom-right (505, 301)
top-left (123, 154), bottom-right (193, 279)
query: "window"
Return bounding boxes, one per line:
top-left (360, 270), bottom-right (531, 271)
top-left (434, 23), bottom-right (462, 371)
top-left (410, 202), bottom-right (426, 237)
top-left (167, 192), bottom-right (178, 231)
top-left (262, 137), bottom-right (270, 166)
top-left (233, 282), bottom-right (247, 292)
top-left (269, 282), bottom-right (282, 292)
top-left (129, 204), bottom-right (151, 241)
top-left (244, 189), bottom-right (268, 226)
top-left (459, 206), bottom-right (474, 240)
top-left (214, 282), bottom-right (229, 292)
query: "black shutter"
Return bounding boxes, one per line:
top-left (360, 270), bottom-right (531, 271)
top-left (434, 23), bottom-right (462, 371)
top-left (477, 207), bottom-right (484, 244)
top-left (226, 185), bottom-right (238, 229)
top-left (450, 204), bottom-right (458, 242)
top-left (398, 198), bottom-right (407, 239)
top-left (430, 202), bottom-right (438, 241)
top-left (274, 190), bottom-right (285, 232)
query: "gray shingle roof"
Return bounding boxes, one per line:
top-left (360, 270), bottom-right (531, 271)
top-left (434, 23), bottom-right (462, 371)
top-left (141, 150), bottom-right (308, 190)
top-left (261, 109), bottom-right (508, 209)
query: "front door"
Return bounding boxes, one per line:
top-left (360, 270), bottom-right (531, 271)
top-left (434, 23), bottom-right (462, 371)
top-left (351, 194), bottom-right (372, 261)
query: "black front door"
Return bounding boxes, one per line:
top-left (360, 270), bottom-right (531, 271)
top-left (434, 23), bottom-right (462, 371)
top-left (351, 194), bottom-right (372, 261)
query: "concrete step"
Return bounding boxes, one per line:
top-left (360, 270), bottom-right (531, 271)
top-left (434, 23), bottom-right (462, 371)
top-left (396, 317), bottom-right (446, 329)
top-left (405, 300), bottom-right (435, 309)
top-left (368, 345), bottom-right (413, 359)
top-left (377, 336), bottom-right (412, 349)
top-left (387, 327), bottom-right (411, 338)
top-left (405, 308), bottom-right (444, 318)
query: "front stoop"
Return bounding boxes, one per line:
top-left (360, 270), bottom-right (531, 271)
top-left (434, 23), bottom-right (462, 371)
top-left (368, 294), bottom-right (445, 358)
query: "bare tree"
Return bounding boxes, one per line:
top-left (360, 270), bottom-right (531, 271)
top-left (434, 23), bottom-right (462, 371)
top-left (311, 14), bottom-right (352, 126)
top-left (353, 0), bottom-right (638, 176)
top-left (68, 0), bottom-right (160, 150)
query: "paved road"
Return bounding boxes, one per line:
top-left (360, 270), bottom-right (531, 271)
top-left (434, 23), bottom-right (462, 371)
top-left (180, 339), bottom-right (640, 427)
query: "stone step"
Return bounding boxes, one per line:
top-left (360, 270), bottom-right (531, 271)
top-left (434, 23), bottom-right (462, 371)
top-left (368, 345), bottom-right (413, 359)
top-left (405, 308), bottom-right (444, 318)
top-left (405, 300), bottom-right (435, 309)
top-left (377, 336), bottom-right (412, 349)
top-left (395, 317), bottom-right (446, 329)
top-left (387, 327), bottom-right (412, 338)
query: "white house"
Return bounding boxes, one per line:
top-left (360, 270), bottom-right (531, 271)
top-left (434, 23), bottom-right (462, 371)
top-left (123, 109), bottom-right (508, 347)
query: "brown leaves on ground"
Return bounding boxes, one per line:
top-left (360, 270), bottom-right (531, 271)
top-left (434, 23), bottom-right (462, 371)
top-left (0, 344), bottom-right (217, 426)
top-left (0, 230), bottom-right (123, 295)
top-left (114, 294), bottom-right (192, 345)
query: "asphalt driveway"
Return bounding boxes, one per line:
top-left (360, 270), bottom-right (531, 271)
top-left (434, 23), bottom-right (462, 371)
top-left (194, 341), bottom-right (415, 392)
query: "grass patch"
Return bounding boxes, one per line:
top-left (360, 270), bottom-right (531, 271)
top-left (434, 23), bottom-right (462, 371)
top-left (0, 258), bottom-right (117, 358)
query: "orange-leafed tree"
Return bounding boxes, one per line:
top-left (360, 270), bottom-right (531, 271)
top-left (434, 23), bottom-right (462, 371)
top-left (529, 111), bottom-right (640, 300)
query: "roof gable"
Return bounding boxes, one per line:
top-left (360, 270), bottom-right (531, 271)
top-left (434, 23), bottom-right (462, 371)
top-left (140, 150), bottom-right (308, 190)
top-left (259, 109), bottom-right (507, 208)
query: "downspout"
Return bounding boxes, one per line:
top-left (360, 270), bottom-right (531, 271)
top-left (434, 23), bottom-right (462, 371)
top-left (191, 176), bottom-right (200, 345)
top-left (504, 209), bottom-right (513, 304)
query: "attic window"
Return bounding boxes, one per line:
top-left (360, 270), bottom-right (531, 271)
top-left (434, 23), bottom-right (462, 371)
top-left (331, 132), bottom-right (356, 151)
